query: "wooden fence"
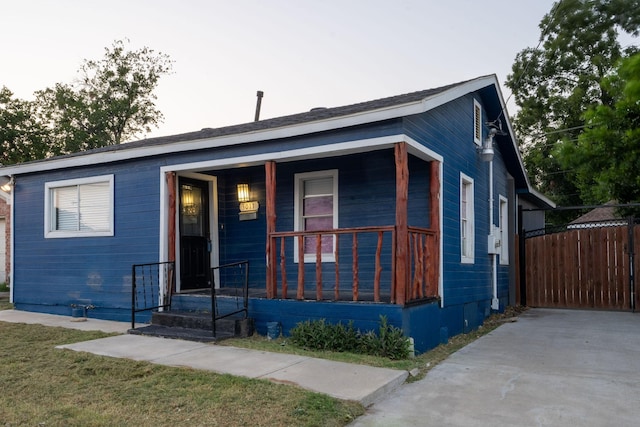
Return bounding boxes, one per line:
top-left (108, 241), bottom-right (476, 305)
top-left (525, 222), bottom-right (639, 311)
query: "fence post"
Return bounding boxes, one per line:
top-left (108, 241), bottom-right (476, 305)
top-left (518, 205), bottom-right (527, 306)
top-left (629, 216), bottom-right (635, 312)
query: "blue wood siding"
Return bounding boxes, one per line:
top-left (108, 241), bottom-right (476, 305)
top-left (10, 88), bottom-right (519, 348)
top-left (400, 94), bottom-right (514, 333)
top-left (13, 159), bottom-right (161, 320)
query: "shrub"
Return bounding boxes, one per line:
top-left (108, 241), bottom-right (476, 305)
top-left (289, 319), bottom-right (359, 352)
top-left (289, 315), bottom-right (411, 360)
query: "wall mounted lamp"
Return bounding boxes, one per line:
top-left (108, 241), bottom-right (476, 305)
top-left (480, 129), bottom-right (496, 162)
top-left (237, 183), bottom-right (259, 220)
top-left (0, 176), bottom-right (14, 193)
top-left (237, 183), bottom-right (250, 202)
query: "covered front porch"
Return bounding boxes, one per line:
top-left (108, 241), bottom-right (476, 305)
top-left (153, 137), bottom-right (444, 350)
top-left (163, 138), bottom-right (442, 305)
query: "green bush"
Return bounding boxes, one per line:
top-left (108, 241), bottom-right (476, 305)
top-left (289, 316), bottom-right (411, 360)
top-left (289, 319), bottom-right (359, 352)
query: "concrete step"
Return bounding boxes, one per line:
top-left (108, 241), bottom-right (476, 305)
top-left (129, 311), bottom-right (254, 342)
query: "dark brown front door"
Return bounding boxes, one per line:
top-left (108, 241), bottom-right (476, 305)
top-left (179, 178), bottom-right (210, 290)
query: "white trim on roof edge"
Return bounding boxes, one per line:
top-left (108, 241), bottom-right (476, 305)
top-left (159, 134), bottom-right (443, 173)
top-left (0, 76), bottom-right (491, 176)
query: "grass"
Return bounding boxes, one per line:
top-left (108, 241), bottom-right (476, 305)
top-left (0, 282), bottom-right (9, 292)
top-left (222, 306), bottom-right (527, 381)
top-left (0, 303), bottom-right (526, 426)
top-left (0, 322), bottom-right (363, 426)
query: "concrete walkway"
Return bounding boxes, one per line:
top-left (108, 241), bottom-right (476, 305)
top-left (0, 310), bottom-right (407, 406)
top-left (351, 309), bottom-right (640, 426)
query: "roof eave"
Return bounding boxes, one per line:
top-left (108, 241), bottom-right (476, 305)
top-left (0, 76), bottom-right (499, 176)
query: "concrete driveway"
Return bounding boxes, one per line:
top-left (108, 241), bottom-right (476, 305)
top-left (351, 308), bottom-right (640, 427)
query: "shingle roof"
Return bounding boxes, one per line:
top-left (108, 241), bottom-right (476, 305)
top-left (569, 202), bottom-right (620, 224)
top-left (31, 78), bottom-right (475, 161)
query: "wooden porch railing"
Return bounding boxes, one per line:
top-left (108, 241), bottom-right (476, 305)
top-left (267, 226), bottom-right (439, 304)
top-left (408, 227), bottom-right (439, 301)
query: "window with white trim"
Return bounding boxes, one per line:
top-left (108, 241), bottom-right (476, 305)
top-left (460, 173), bottom-right (474, 263)
top-left (499, 195), bottom-right (509, 264)
top-left (473, 99), bottom-right (482, 146)
top-left (294, 170), bottom-right (338, 262)
top-left (45, 175), bottom-right (114, 238)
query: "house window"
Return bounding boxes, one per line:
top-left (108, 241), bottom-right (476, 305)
top-left (473, 99), bottom-right (482, 146)
top-left (44, 175), bottom-right (114, 238)
top-left (499, 195), bottom-right (509, 264)
top-left (294, 170), bottom-right (338, 262)
top-left (460, 173), bottom-right (474, 263)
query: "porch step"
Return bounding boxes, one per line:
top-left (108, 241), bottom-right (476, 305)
top-left (129, 311), bottom-right (254, 343)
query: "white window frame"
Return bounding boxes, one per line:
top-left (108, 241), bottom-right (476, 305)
top-left (499, 195), bottom-right (509, 265)
top-left (294, 169), bottom-right (338, 263)
top-left (473, 98), bottom-right (482, 146)
top-left (44, 174), bottom-right (114, 238)
top-left (460, 173), bottom-right (475, 263)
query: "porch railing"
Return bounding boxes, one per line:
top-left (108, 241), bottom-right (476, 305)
top-left (408, 226), bottom-right (440, 301)
top-left (131, 261), bottom-right (175, 329)
top-left (210, 260), bottom-right (249, 338)
top-left (268, 226), bottom-right (439, 304)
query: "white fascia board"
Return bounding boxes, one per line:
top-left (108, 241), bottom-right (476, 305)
top-left (159, 134), bottom-right (443, 174)
top-left (528, 187), bottom-right (557, 209)
top-left (488, 79), bottom-right (535, 191)
top-left (1, 77), bottom-right (489, 177)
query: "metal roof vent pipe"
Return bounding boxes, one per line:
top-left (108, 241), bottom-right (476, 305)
top-left (254, 90), bottom-right (264, 121)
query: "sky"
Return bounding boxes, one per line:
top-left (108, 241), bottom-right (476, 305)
top-left (3, 0), bottom-right (560, 141)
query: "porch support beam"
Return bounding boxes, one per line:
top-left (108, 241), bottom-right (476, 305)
top-left (394, 142), bottom-right (409, 305)
top-left (166, 171), bottom-right (177, 293)
top-left (266, 161), bottom-right (277, 298)
top-left (429, 160), bottom-right (441, 297)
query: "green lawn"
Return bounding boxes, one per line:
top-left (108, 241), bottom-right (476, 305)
top-left (0, 303), bottom-right (524, 426)
top-left (0, 322), bottom-right (362, 426)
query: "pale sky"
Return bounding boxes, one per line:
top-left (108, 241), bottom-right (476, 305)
top-left (3, 0), bottom-right (559, 141)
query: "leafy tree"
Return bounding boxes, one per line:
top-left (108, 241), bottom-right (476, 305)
top-left (0, 87), bottom-right (52, 165)
top-left (557, 53), bottom-right (640, 213)
top-left (35, 39), bottom-right (173, 155)
top-left (1, 40), bottom-right (173, 166)
top-left (506, 0), bottom-right (640, 221)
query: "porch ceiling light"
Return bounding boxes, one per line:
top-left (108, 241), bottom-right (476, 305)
top-left (237, 183), bottom-right (250, 202)
top-left (181, 184), bottom-right (200, 216)
top-left (0, 175), bottom-right (14, 193)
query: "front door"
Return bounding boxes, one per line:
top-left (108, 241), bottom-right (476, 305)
top-left (179, 178), bottom-right (211, 290)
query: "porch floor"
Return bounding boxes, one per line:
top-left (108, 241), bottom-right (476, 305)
top-left (179, 287), bottom-right (394, 303)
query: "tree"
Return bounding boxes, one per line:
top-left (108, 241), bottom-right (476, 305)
top-left (35, 39), bottom-right (173, 154)
top-left (557, 53), bottom-right (640, 212)
top-left (506, 0), bottom-right (640, 221)
top-left (0, 87), bottom-right (52, 165)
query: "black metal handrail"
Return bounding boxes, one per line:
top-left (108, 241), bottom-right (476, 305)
top-left (131, 261), bottom-right (175, 330)
top-left (210, 260), bottom-right (249, 337)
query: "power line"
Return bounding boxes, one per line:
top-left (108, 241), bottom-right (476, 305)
top-left (497, 0), bottom-right (565, 123)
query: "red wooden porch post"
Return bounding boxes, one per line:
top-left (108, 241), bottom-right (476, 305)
top-left (166, 172), bottom-right (177, 293)
top-left (265, 161), bottom-right (277, 298)
top-left (394, 142), bottom-right (409, 305)
top-left (429, 160), bottom-right (441, 297)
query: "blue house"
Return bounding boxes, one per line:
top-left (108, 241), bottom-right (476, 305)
top-left (0, 75), bottom-right (552, 353)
